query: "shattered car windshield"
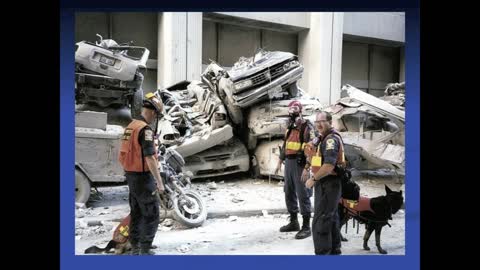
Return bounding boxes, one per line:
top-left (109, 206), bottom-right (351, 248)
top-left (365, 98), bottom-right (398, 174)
top-left (231, 51), bottom-right (269, 71)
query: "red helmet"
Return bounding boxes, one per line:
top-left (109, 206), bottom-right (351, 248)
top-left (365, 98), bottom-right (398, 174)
top-left (288, 100), bottom-right (302, 114)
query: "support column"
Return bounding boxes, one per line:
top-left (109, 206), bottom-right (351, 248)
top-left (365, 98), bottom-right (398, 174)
top-left (298, 12), bottom-right (344, 106)
top-left (157, 12), bottom-right (203, 88)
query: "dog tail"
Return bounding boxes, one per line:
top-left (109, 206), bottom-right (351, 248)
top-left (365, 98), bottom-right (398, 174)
top-left (84, 240), bottom-right (116, 254)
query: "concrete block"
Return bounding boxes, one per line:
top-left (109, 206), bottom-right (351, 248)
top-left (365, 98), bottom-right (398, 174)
top-left (75, 111), bottom-right (107, 130)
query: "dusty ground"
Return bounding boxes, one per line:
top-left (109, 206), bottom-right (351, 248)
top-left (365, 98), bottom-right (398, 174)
top-left (75, 170), bottom-right (404, 255)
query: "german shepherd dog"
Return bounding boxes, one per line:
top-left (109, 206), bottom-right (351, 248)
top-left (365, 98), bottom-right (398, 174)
top-left (84, 239), bottom-right (132, 255)
top-left (338, 185), bottom-right (404, 254)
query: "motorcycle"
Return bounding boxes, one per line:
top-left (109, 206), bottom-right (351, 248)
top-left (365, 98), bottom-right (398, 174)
top-left (157, 146), bottom-right (207, 228)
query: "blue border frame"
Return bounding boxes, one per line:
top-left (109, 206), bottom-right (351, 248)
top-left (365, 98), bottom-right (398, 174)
top-left (61, 8), bottom-right (420, 270)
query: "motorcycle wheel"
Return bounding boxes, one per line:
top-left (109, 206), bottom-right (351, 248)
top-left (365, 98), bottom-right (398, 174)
top-left (172, 190), bottom-right (207, 228)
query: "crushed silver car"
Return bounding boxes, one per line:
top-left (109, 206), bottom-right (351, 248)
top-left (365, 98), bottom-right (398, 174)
top-left (183, 138), bottom-right (250, 179)
top-left (75, 34), bottom-right (150, 118)
top-left (202, 50), bottom-right (304, 125)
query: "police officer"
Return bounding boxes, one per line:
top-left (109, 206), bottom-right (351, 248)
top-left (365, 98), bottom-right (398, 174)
top-left (118, 93), bottom-right (166, 255)
top-left (274, 100), bottom-right (315, 239)
top-left (305, 111), bottom-right (345, 255)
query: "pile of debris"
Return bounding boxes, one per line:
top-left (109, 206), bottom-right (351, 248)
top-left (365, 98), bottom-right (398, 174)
top-left (324, 84), bottom-right (405, 174)
top-left (153, 50), bottom-right (323, 179)
top-left (380, 81), bottom-right (405, 109)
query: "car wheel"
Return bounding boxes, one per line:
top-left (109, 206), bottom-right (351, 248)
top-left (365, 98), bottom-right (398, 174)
top-left (75, 169), bottom-right (91, 204)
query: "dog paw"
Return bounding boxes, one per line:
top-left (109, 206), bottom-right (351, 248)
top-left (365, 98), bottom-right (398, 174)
top-left (363, 245), bottom-right (370, 251)
top-left (341, 236), bottom-right (348, 242)
top-left (378, 249), bottom-right (388, 254)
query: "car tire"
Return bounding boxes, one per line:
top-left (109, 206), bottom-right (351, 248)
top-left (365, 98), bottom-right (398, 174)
top-left (75, 169), bottom-right (91, 204)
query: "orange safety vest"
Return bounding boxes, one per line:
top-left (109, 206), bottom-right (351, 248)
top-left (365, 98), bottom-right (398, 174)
top-left (310, 132), bottom-right (346, 175)
top-left (339, 197), bottom-right (374, 215)
top-left (118, 119), bottom-right (156, 172)
top-left (285, 128), bottom-right (307, 156)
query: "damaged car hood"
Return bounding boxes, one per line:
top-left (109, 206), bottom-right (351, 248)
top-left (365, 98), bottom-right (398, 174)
top-left (227, 51), bottom-right (296, 82)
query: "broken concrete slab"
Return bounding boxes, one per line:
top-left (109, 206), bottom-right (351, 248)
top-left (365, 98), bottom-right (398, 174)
top-left (342, 84), bottom-right (405, 123)
top-left (207, 182), bottom-right (218, 190)
top-left (169, 124), bottom-right (233, 158)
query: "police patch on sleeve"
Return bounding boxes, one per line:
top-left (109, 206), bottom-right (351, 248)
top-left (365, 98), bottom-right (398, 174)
top-left (145, 129), bottom-right (153, 141)
top-left (326, 138), bottom-right (335, 150)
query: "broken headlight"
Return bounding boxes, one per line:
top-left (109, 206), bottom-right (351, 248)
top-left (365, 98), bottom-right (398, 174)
top-left (283, 60), bottom-right (300, 71)
top-left (234, 79), bottom-right (253, 91)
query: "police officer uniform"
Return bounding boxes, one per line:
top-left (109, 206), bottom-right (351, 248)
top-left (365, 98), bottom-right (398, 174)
top-left (310, 128), bottom-right (345, 255)
top-left (118, 101), bottom-right (161, 255)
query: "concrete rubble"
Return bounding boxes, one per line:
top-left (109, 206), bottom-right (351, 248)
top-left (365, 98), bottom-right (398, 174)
top-left (324, 84), bottom-right (406, 174)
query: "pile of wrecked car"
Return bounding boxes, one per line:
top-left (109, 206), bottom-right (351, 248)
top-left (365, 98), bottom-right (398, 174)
top-left (74, 36), bottom-right (406, 183)
top-left (152, 50), bottom-right (323, 179)
top-left (152, 50), bottom-right (406, 180)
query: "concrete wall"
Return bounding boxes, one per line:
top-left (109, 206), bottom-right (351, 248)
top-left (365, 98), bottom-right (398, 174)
top-left (341, 41), bottom-right (400, 96)
top-left (399, 46), bottom-right (405, 82)
top-left (298, 12), bottom-right (344, 106)
top-left (343, 12), bottom-right (405, 43)
top-left (217, 23), bottom-right (261, 67)
top-left (262, 30), bottom-right (298, 54)
top-left (210, 12), bottom-right (310, 31)
top-left (342, 41), bottom-right (369, 90)
top-left (202, 20), bottom-right (217, 65)
top-left (202, 20), bottom-right (298, 68)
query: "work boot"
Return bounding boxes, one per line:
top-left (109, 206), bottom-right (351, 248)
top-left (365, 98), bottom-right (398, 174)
top-left (140, 248), bottom-right (156, 255)
top-left (315, 249), bottom-right (331, 255)
top-left (130, 242), bottom-right (140, 255)
top-left (330, 248), bottom-right (342, 255)
top-left (280, 213), bottom-right (300, 232)
top-left (295, 215), bottom-right (311, 239)
top-left (140, 243), bottom-right (156, 255)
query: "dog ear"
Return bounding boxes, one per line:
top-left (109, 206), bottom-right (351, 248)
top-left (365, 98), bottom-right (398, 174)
top-left (385, 185), bottom-right (392, 194)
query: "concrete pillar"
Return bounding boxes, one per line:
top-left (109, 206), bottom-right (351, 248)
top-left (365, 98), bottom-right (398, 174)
top-left (157, 12), bottom-right (202, 88)
top-left (399, 46), bottom-right (405, 82)
top-left (187, 13), bottom-right (203, 82)
top-left (298, 12), bottom-right (344, 106)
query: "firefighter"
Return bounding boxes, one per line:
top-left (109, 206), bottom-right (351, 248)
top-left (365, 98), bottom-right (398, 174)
top-left (305, 111), bottom-right (346, 255)
top-left (274, 100), bottom-right (315, 239)
top-left (118, 92), bottom-right (165, 255)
